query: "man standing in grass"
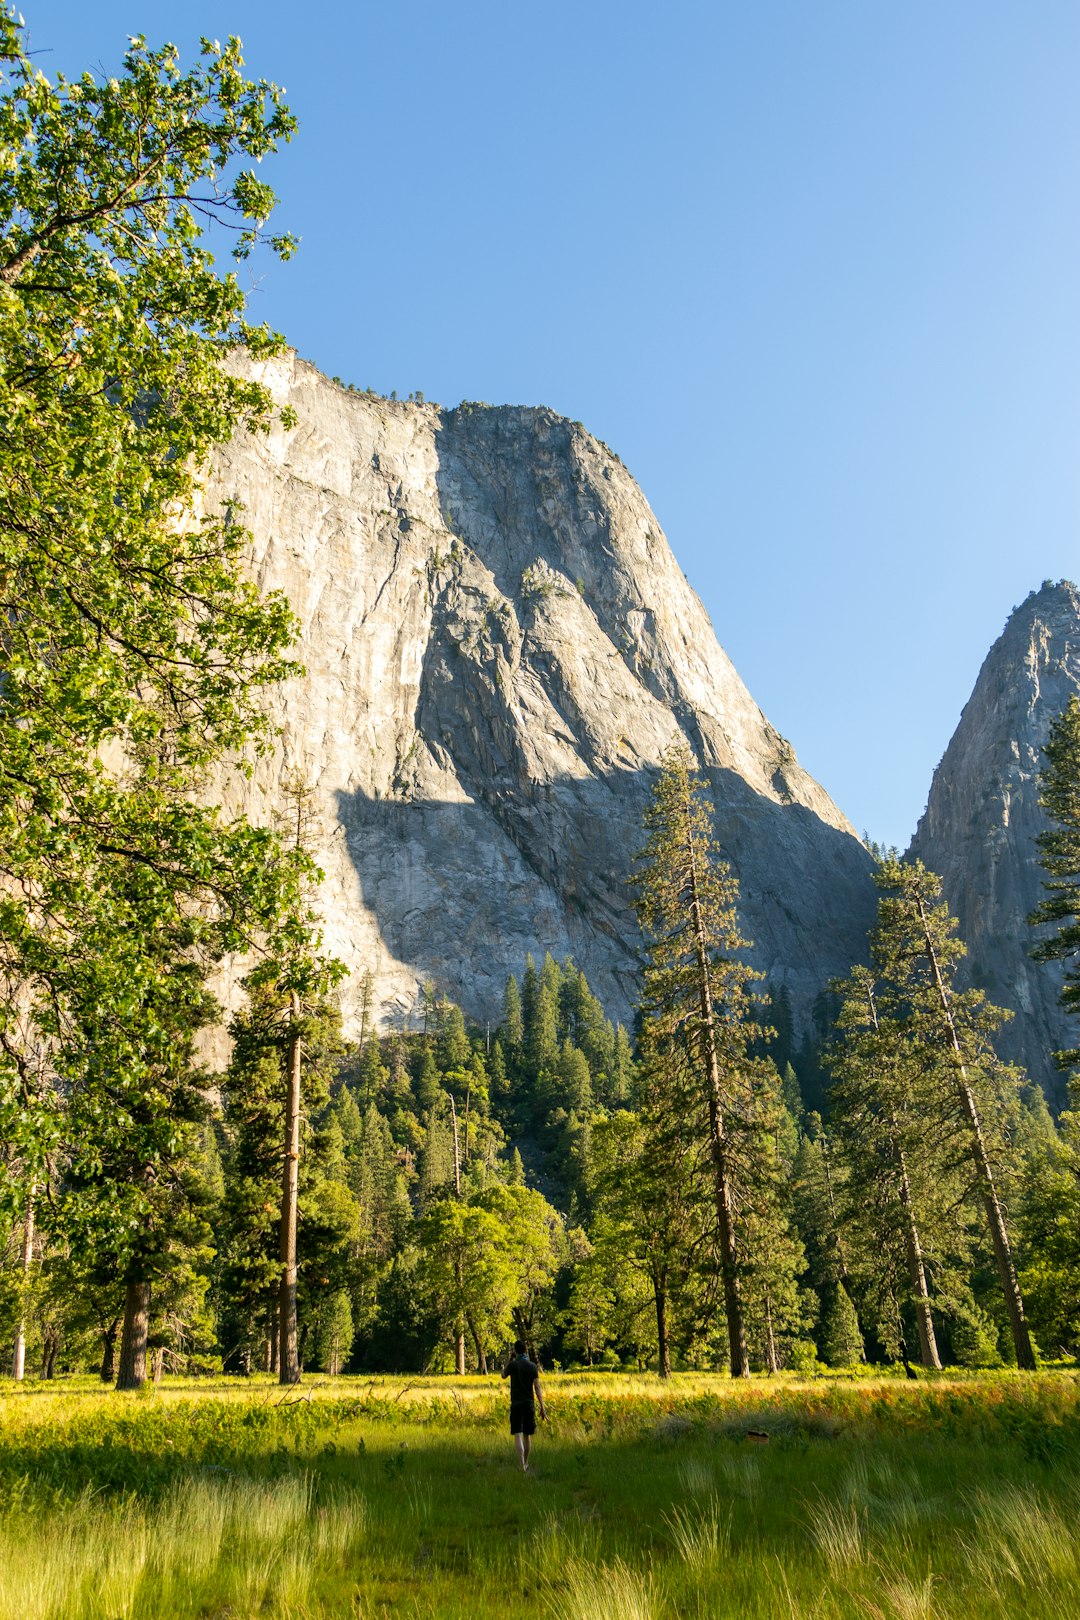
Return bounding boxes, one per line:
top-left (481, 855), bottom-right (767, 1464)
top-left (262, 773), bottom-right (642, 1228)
top-left (502, 1339), bottom-right (546, 1472)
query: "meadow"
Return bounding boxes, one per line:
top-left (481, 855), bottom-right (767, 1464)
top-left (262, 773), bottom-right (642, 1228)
top-left (1, 1370), bottom-right (1079, 1619)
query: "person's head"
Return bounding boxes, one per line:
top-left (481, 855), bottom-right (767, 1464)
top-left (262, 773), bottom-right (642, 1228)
top-left (514, 1339), bottom-right (527, 1357)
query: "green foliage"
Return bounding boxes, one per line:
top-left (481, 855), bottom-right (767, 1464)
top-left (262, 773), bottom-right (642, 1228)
top-left (1031, 693), bottom-right (1080, 1072)
top-left (819, 1284), bottom-right (865, 1369)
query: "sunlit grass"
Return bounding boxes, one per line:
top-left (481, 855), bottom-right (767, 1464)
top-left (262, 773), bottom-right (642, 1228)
top-left (1, 1370), bottom-right (1079, 1617)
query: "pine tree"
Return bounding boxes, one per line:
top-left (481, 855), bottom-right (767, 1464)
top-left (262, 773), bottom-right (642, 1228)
top-left (1031, 694), bottom-right (1080, 1072)
top-left (502, 975), bottom-right (524, 1055)
top-left (829, 964), bottom-right (946, 1370)
top-left (819, 1284), bottom-right (864, 1369)
top-left (632, 747), bottom-right (770, 1378)
top-left (866, 859), bottom-right (1035, 1370)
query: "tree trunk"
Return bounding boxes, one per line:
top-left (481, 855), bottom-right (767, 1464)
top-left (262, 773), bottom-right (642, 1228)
top-left (686, 823), bottom-right (750, 1378)
top-left (269, 1298), bottom-right (279, 1376)
top-left (863, 982), bottom-right (941, 1371)
top-left (454, 1325), bottom-right (466, 1376)
top-left (152, 1347), bottom-right (165, 1384)
top-left (896, 1139), bottom-right (942, 1370)
top-left (449, 1094), bottom-right (461, 1196)
top-left (467, 1312), bottom-right (488, 1374)
top-left (763, 1291), bottom-right (779, 1375)
top-left (654, 1271), bottom-right (672, 1379)
top-left (916, 895), bottom-right (1036, 1370)
top-left (10, 1191), bottom-right (34, 1381)
top-left (116, 1279), bottom-right (151, 1390)
top-left (279, 991), bottom-right (303, 1385)
top-left (99, 1318), bottom-right (120, 1383)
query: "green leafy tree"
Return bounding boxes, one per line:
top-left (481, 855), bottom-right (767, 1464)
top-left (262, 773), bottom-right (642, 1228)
top-left (0, 15), bottom-right (309, 1386)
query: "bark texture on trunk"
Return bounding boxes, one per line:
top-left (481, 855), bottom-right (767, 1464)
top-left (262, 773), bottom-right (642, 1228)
top-left (654, 1272), bottom-right (671, 1379)
top-left (686, 819), bottom-right (750, 1377)
top-left (763, 1292), bottom-right (779, 1375)
top-left (896, 1142), bottom-right (942, 1370)
top-left (916, 896), bottom-right (1036, 1371)
top-left (99, 1318), bottom-right (120, 1383)
top-left (10, 1192), bottom-right (34, 1381)
top-left (279, 991), bottom-right (303, 1386)
top-left (467, 1313), bottom-right (488, 1374)
top-left (116, 1279), bottom-right (151, 1390)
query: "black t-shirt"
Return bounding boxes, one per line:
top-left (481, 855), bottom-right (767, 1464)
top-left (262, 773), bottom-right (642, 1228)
top-left (505, 1354), bottom-right (539, 1404)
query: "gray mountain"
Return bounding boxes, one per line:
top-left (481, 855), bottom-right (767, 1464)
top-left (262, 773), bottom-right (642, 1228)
top-left (909, 580), bottom-right (1080, 1103)
top-left (204, 352), bottom-right (876, 1035)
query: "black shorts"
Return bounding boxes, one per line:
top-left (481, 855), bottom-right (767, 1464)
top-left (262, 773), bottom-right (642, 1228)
top-left (510, 1403), bottom-right (536, 1436)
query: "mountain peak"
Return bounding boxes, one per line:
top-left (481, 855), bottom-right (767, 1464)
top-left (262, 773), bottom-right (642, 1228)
top-left (202, 352), bottom-right (874, 1036)
top-left (910, 579), bottom-right (1080, 1101)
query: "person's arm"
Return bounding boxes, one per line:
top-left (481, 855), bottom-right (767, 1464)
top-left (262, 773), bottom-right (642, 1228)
top-left (534, 1375), bottom-right (547, 1420)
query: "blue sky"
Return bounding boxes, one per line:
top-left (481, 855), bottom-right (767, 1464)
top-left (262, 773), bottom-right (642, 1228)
top-left (29, 2), bottom-right (1080, 848)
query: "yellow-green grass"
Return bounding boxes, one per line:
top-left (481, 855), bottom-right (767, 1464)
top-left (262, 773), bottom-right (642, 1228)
top-left (1, 1371), bottom-right (1079, 1618)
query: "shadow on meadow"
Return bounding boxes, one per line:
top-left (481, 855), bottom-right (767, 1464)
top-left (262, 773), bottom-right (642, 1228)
top-left (2, 1375), bottom-right (1080, 1618)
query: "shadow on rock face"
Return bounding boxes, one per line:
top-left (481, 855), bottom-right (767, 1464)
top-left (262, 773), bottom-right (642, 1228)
top-left (334, 758), bottom-right (877, 1033)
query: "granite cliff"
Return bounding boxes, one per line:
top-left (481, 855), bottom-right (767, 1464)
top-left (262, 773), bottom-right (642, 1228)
top-left (909, 580), bottom-right (1080, 1104)
top-left (204, 353), bottom-right (876, 1034)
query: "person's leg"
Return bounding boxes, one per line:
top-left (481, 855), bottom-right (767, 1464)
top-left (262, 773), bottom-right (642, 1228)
top-left (522, 1433), bottom-right (532, 1470)
top-left (515, 1431), bottom-right (526, 1470)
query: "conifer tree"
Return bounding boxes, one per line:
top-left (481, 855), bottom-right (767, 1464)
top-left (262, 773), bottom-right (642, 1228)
top-left (1031, 694), bottom-right (1080, 1071)
top-left (829, 965), bottom-right (945, 1370)
top-left (632, 747), bottom-right (768, 1377)
top-left (862, 860), bottom-right (1035, 1370)
top-left (502, 976), bottom-right (524, 1056)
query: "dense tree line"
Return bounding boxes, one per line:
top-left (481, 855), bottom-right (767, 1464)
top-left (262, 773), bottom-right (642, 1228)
top-left (7, 741), bottom-right (1080, 1381)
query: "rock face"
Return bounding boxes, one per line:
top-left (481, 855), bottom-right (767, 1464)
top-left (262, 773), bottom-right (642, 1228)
top-left (909, 581), bottom-right (1080, 1104)
top-left (205, 352), bottom-right (876, 1034)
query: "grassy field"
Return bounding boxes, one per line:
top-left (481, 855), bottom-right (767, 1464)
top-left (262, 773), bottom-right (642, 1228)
top-left (2, 1370), bottom-right (1080, 1619)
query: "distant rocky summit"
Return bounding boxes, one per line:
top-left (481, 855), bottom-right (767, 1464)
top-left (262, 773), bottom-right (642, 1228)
top-left (203, 353), bottom-right (876, 1035)
top-left (910, 580), bottom-right (1080, 1103)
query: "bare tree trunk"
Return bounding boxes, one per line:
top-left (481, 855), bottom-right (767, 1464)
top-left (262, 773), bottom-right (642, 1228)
top-left (763, 1291), bottom-right (779, 1375)
top-left (279, 990), bottom-right (303, 1385)
top-left (116, 1279), bottom-right (151, 1390)
top-left (654, 1270), bottom-right (672, 1379)
top-left (99, 1318), bottom-right (120, 1383)
top-left (915, 895), bottom-right (1036, 1371)
top-left (686, 822), bottom-right (750, 1378)
top-left (10, 1191), bottom-right (34, 1381)
top-left (40, 1330), bottom-right (58, 1380)
top-left (897, 1139), bottom-right (942, 1369)
top-left (467, 1312), bottom-right (488, 1374)
top-left (152, 1348), bottom-right (165, 1384)
top-left (448, 1094), bottom-right (461, 1197)
top-left (269, 1298), bottom-right (279, 1376)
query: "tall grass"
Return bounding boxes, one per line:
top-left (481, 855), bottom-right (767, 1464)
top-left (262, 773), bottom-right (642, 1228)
top-left (0, 1473), bottom-right (366, 1620)
top-left (1, 1371), bottom-right (1080, 1618)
